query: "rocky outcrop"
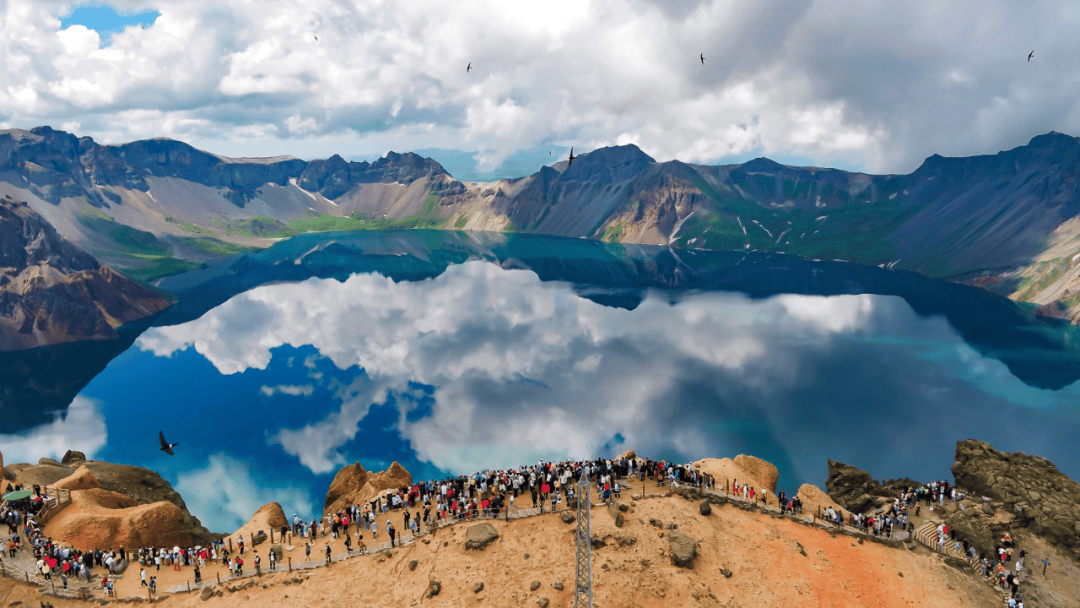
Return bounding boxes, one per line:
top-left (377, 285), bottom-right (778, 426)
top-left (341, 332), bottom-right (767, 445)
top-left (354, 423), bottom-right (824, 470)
top-left (616, 449), bottom-right (637, 460)
top-left (0, 195), bottom-right (171, 350)
top-left (464, 523), bottom-right (499, 551)
top-left (795, 483), bottom-right (846, 518)
top-left (733, 455), bottom-right (778, 494)
top-left (323, 461), bottom-right (412, 518)
top-left (43, 488), bottom-right (194, 551)
top-left (61, 450), bottom-right (86, 465)
top-left (224, 502), bottom-right (288, 549)
top-left (825, 460), bottom-right (896, 515)
top-left (52, 465), bottom-right (101, 491)
top-left (951, 439), bottom-right (1080, 559)
top-left (5, 457), bottom-right (217, 543)
top-left (693, 457), bottom-right (777, 497)
top-left (668, 531), bottom-right (698, 568)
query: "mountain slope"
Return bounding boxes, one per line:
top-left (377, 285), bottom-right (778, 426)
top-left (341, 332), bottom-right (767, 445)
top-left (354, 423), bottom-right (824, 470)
top-left (0, 194), bottom-right (171, 350)
top-left (6, 126), bottom-right (1080, 319)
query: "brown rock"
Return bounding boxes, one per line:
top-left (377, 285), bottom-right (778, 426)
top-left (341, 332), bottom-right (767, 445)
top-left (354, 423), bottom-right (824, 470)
top-left (408, 560), bottom-right (418, 571)
top-left (669, 531), bottom-right (699, 568)
top-left (52, 465), bottom-right (101, 491)
top-left (43, 488), bottom-right (193, 551)
top-left (795, 484), bottom-right (846, 518)
top-left (607, 502), bottom-right (625, 528)
top-left (61, 450), bottom-right (86, 465)
top-left (530, 580), bottom-right (540, 591)
top-left (323, 461), bottom-right (412, 518)
top-left (201, 585), bottom-right (215, 601)
top-left (560, 510), bottom-right (575, 524)
top-left (223, 502), bottom-right (287, 550)
top-left (539, 598), bottom-right (550, 608)
top-left (699, 501), bottom-right (712, 516)
top-left (464, 523), bottom-right (499, 550)
top-left (617, 449), bottom-right (637, 460)
top-left (733, 455), bottom-right (779, 494)
top-left (474, 582), bottom-right (484, 593)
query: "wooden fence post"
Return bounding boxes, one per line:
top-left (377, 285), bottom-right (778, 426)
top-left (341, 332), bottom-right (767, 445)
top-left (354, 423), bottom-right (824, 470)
top-left (216, 572), bottom-right (221, 585)
top-left (270, 529), bottom-right (274, 543)
top-left (288, 557), bottom-right (292, 573)
top-left (187, 581), bottom-right (191, 593)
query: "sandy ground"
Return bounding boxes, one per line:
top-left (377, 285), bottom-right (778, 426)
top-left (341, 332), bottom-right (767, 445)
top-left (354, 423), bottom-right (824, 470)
top-left (0, 491), bottom-right (1004, 608)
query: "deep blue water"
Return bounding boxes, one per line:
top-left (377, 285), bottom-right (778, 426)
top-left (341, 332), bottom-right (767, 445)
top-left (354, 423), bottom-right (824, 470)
top-left (3, 230), bottom-right (1080, 532)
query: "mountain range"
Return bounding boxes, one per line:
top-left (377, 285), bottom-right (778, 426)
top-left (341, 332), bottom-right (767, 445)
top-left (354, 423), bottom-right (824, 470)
top-left (4, 125), bottom-right (1080, 326)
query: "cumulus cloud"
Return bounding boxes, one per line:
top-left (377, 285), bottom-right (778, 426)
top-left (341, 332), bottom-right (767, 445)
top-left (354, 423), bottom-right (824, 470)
top-left (0, 396), bottom-right (107, 464)
top-left (175, 453), bottom-right (314, 533)
top-left (1, 1), bottom-right (1076, 172)
top-left (135, 261), bottom-right (1080, 484)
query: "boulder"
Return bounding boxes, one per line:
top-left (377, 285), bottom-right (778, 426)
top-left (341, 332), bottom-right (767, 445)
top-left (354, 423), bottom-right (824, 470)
top-left (617, 449), bottom-right (637, 461)
top-left (252, 531), bottom-right (267, 545)
top-left (560, 511), bottom-right (575, 524)
top-left (668, 531), bottom-right (698, 568)
top-left (408, 560), bottom-right (418, 571)
top-left (426, 580), bottom-right (441, 598)
top-left (53, 466), bottom-right (101, 491)
top-left (464, 523), bottom-right (499, 550)
top-left (825, 460), bottom-right (891, 514)
top-left (61, 450), bottom-right (86, 465)
top-left (606, 502), bottom-right (625, 528)
top-left (539, 598), bottom-right (550, 608)
top-left (530, 581), bottom-right (540, 591)
top-left (323, 461), bottom-right (412, 518)
top-left (699, 501), bottom-right (712, 516)
top-left (951, 439), bottom-right (1080, 559)
top-left (201, 585), bottom-right (215, 601)
top-left (474, 582), bottom-right (484, 593)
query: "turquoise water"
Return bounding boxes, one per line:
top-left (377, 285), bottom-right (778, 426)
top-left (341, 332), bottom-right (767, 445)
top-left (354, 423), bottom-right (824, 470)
top-left (3, 230), bottom-right (1080, 532)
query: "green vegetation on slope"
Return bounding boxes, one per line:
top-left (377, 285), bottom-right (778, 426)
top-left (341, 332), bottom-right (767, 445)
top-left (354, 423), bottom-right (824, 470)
top-left (78, 207), bottom-right (170, 257)
top-left (122, 257), bottom-right (206, 282)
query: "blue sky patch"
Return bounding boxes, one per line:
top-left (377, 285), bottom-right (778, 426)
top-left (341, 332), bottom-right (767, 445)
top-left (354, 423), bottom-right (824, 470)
top-left (60, 3), bottom-right (160, 48)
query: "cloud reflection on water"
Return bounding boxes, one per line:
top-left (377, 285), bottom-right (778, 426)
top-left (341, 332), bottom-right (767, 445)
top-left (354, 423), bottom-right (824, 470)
top-left (136, 261), bottom-right (1080, 489)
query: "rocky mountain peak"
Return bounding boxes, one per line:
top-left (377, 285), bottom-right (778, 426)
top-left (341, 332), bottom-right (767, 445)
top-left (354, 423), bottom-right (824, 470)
top-left (0, 195), bottom-right (99, 273)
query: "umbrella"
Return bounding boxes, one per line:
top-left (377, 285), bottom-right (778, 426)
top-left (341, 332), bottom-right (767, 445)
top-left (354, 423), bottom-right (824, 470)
top-left (2, 490), bottom-right (32, 501)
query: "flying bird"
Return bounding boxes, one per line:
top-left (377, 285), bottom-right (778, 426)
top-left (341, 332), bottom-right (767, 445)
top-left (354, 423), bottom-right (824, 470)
top-left (467, 62), bottom-right (472, 73)
top-left (1028, 50), bottom-right (1034, 62)
top-left (314, 35), bottom-right (318, 42)
top-left (700, 53), bottom-right (705, 65)
top-left (159, 431), bottom-right (178, 456)
top-left (568, 147), bottom-right (577, 168)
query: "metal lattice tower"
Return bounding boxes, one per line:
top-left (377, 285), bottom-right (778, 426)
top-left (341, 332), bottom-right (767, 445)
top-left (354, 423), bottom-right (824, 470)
top-left (574, 466), bottom-right (593, 608)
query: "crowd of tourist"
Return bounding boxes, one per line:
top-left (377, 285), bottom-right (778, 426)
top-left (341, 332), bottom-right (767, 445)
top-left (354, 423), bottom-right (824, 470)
top-left (0, 460), bottom-right (1034, 605)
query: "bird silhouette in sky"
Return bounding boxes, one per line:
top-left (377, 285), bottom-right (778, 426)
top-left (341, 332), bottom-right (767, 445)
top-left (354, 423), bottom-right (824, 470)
top-left (314, 35), bottom-right (318, 42)
top-left (159, 431), bottom-right (178, 455)
top-left (1028, 50), bottom-right (1034, 62)
top-left (467, 62), bottom-right (472, 73)
top-left (700, 53), bottom-right (705, 65)
top-left (568, 147), bottom-right (577, 168)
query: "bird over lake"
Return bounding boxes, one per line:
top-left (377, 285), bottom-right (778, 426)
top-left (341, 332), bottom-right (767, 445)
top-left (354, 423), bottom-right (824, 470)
top-left (159, 431), bottom-right (178, 455)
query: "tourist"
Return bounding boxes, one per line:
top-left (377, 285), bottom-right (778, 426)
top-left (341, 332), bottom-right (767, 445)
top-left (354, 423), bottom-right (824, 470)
top-left (324, 543), bottom-right (332, 565)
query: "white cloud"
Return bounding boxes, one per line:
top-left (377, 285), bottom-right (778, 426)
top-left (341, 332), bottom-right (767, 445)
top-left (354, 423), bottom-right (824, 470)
top-left (1, 1), bottom-right (1077, 173)
top-left (136, 262), bottom-right (914, 476)
top-left (259, 384), bottom-right (315, 397)
top-left (0, 396), bottom-right (107, 465)
top-left (175, 453), bottom-right (314, 533)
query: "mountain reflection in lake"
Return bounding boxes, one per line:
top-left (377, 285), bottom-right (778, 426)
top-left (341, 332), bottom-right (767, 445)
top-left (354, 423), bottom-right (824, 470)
top-left (4, 231), bottom-right (1080, 533)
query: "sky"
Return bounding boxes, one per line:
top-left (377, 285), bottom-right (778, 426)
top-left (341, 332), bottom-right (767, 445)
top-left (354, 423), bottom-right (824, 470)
top-left (1, 1), bottom-right (1076, 180)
